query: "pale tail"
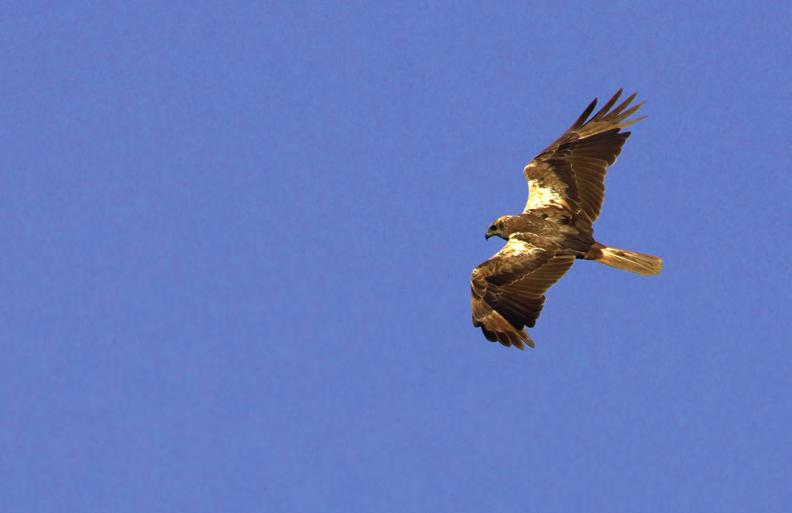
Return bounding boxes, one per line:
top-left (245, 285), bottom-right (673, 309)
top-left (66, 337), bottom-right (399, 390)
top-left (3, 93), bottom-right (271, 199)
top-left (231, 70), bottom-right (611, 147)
top-left (590, 244), bottom-right (663, 276)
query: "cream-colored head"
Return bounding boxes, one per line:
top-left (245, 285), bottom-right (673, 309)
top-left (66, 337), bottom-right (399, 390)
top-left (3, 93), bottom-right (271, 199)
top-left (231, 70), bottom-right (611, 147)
top-left (484, 215), bottom-right (515, 240)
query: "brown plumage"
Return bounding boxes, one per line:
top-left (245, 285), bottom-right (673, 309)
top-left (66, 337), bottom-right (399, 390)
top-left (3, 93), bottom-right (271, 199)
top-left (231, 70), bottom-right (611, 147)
top-left (471, 89), bottom-right (663, 350)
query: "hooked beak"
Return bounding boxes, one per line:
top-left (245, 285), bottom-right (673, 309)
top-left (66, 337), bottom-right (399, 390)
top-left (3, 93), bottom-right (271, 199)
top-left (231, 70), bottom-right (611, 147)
top-left (485, 230), bottom-right (494, 240)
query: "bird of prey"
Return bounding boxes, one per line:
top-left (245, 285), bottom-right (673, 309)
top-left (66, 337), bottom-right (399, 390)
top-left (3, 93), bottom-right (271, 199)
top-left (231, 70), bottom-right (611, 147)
top-left (470, 89), bottom-right (662, 349)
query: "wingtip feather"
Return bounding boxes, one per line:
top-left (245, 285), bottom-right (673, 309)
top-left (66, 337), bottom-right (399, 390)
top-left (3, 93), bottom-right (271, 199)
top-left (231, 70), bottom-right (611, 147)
top-left (591, 88), bottom-right (623, 121)
top-left (610, 91), bottom-right (639, 118)
top-left (571, 98), bottom-right (598, 129)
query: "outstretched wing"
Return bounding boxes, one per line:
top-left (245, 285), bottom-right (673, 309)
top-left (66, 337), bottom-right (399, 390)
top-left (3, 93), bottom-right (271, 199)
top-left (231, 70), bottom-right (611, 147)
top-left (471, 237), bottom-right (575, 349)
top-left (523, 89), bottom-right (645, 224)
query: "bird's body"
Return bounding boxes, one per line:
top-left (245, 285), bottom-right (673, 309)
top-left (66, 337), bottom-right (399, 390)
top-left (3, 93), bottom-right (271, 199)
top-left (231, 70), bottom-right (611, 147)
top-left (492, 209), bottom-right (593, 250)
top-left (471, 89), bottom-right (662, 349)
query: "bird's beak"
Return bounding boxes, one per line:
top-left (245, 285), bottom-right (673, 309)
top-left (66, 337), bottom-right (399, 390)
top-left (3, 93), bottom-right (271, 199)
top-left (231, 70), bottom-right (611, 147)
top-left (485, 231), bottom-right (493, 240)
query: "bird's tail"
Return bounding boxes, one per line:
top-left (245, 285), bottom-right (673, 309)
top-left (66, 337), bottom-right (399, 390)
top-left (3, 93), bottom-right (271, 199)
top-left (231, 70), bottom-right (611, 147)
top-left (587, 243), bottom-right (663, 276)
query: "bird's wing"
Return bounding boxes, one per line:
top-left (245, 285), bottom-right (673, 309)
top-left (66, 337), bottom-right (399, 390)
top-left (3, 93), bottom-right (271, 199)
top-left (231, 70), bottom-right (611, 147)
top-left (471, 236), bottom-right (575, 349)
top-left (523, 89), bottom-right (645, 224)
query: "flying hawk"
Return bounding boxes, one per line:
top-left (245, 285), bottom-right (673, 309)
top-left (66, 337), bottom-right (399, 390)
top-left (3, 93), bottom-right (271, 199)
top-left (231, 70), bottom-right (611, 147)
top-left (471, 89), bottom-right (662, 349)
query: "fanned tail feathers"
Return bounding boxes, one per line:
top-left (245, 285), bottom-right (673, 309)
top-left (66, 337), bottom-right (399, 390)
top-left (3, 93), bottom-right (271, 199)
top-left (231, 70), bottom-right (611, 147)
top-left (589, 243), bottom-right (663, 276)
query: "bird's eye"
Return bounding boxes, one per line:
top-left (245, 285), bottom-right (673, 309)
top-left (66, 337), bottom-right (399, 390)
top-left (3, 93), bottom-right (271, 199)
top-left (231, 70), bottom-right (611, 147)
top-left (489, 225), bottom-right (497, 231)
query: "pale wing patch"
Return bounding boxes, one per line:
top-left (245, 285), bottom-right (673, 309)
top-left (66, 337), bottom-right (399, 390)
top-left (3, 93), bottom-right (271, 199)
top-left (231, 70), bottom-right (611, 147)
top-left (501, 237), bottom-right (543, 257)
top-left (525, 178), bottom-right (566, 210)
top-left (471, 238), bottom-right (543, 282)
top-left (523, 162), bottom-right (571, 212)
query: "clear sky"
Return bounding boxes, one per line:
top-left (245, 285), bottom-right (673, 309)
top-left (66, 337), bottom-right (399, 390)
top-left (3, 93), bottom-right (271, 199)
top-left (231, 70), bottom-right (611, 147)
top-left (2, 2), bottom-right (791, 512)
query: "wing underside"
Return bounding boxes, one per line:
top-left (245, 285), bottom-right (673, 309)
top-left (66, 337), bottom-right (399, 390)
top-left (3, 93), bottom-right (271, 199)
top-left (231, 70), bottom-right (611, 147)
top-left (523, 89), bottom-right (645, 224)
top-left (471, 237), bottom-right (575, 349)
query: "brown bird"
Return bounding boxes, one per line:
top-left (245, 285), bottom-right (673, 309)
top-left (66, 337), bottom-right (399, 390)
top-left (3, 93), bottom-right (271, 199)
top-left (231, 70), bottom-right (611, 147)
top-left (471, 89), bottom-right (662, 349)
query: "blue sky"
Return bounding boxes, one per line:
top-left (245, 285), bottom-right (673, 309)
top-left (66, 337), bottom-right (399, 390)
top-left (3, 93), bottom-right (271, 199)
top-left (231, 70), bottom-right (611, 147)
top-left (2, 2), bottom-right (791, 512)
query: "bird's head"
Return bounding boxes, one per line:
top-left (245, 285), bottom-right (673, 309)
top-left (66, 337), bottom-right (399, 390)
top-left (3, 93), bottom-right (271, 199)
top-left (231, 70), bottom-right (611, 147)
top-left (485, 215), bottom-right (514, 240)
